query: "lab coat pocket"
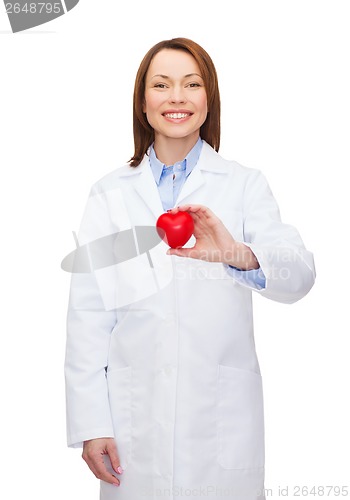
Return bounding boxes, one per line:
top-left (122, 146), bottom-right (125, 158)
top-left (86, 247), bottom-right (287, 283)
top-left (106, 366), bottom-right (132, 469)
top-left (216, 364), bottom-right (264, 470)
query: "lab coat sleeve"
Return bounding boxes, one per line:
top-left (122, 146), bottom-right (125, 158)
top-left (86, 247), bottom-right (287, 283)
top-left (64, 185), bottom-right (117, 448)
top-left (225, 169), bottom-right (315, 303)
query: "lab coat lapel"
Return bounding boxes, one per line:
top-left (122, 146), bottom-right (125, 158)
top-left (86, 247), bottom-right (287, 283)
top-left (131, 155), bottom-right (165, 219)
top-left (175, 141), bottom-right (227, 206)
top-left (174, 165), bottom-right (206, 206)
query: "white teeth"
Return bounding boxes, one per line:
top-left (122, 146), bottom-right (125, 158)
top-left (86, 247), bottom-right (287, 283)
top-left (164, 113), bottom-right (190, 119)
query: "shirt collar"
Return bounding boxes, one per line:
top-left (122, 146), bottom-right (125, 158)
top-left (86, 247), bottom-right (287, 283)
top-left (149, 137), bottom-right (203, 185)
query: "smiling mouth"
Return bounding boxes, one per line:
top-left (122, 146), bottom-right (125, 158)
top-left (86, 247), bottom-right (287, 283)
top-left (163, 112), bottom-right (192, 119)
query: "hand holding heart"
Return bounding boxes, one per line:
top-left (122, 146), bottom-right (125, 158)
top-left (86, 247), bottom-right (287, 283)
top-left (158, 204), bottom-right (259, 270)
top-left (156, 210), bottom-right (194, 249)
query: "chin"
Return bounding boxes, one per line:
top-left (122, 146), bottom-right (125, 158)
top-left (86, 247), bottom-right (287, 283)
top-left (162, 128), bottom-right (198, 141)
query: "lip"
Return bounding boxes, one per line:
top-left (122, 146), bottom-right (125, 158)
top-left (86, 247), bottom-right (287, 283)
top-left (162, 109), bottom-right (194, 123)
top-left (162, 109), bottom-right (193, 115)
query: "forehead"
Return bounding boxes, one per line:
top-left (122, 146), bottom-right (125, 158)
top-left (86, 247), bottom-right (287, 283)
top-left (147, 49), bottom-right (201, 78)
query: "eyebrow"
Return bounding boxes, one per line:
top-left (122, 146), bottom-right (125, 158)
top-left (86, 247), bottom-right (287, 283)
top-left (151, 73), bottom-right (203, 80)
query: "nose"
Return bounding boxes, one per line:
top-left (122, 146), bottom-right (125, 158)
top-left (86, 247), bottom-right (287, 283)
top-left (169, 85), bottom-right (187, 104)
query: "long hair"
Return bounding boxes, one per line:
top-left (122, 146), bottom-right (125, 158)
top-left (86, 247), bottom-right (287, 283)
top-left (129, 38), bottom-right (221, 167)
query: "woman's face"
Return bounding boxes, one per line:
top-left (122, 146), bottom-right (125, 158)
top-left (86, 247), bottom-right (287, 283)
top-left (143, 49), bottom-right (208, 143)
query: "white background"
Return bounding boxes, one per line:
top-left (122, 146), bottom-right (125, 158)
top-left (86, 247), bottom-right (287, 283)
top-left (1, 0), bottom-right (349, 498)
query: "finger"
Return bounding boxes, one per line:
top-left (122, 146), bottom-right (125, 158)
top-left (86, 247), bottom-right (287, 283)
top-left (191, 211), bottom-right (213, 231)
top-left (83, 451), bottom-right (120, 486)
top-left (167, 204), bottom-right (203, 213)
top-left (191, 208), bottom-right (208, 222)
top-left (195, 206), bottom-right (215, 219)
top-left (175, 205), bottom-right (213, 222)
top-left (167, 247), bottom-right (198, 259)
top-left (187, 211), bottom-right (201, 223)
top-left (83, 454), bottom-right (99, 478)
top-left (106, 440), bottom-right (123, 475)
top-left (165, 206), bottom-right (201, 225)
top-left (91, 454), bottom-right (121, 486)
top-left (166, 205), bottom-right (191, 214)
top-left (178, 204), bottom-right (205, 213)
top-left (195, 208), bottom-right (222, 228)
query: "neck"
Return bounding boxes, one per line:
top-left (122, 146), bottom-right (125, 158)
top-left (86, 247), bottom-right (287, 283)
top-left (153, 133), bottom-right (199, 166)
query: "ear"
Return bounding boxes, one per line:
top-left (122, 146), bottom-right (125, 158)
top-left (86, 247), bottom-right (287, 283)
top-left (142, 99), bottom-right (147, 114)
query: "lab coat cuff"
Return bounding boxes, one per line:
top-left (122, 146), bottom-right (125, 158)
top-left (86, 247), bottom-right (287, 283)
top-left (67, 427), bottom-right (115, 449)
top-left (224, 264), bottom-right (266, 290)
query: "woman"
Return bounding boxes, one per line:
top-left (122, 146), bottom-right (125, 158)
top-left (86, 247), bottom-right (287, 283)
top-left (65, 38), bottom-right (315, 500)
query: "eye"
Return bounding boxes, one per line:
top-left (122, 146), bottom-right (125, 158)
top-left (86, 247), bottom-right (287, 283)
top-left (154, 83), bottom-right (168, 89)
top-left (187, 82), bottom-right (202, 88)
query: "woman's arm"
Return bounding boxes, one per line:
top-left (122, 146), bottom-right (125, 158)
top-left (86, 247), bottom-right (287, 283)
top-left (65, 186), bottom-right (121, 485)
top-left (166, 204), bottom-right (259, 270)
top-left (166, 170), bottom-right (315, 303)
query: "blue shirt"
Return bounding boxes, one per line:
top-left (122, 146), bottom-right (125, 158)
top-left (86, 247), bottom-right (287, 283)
top-left (148, 138), bottom-right (266, 290)
top-left (149, 137), bottom-right (202, 210)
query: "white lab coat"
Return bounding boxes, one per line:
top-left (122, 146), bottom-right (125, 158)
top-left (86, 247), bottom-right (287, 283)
top-left (65, 141), bottom-right (315, 500)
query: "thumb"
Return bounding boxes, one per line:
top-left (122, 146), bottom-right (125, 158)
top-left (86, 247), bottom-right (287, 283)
top-left (166, 247), bottom-right (195, 258)
top-left (106, 440), bottom-right (123, 475)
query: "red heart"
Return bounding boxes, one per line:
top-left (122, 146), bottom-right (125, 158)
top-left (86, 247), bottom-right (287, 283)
top-left (156, 212), bottom-right (194, 248)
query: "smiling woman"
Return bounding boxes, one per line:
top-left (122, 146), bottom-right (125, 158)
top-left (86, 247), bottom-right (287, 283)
top-left (130, 38), bottom-right (220, 167)
top-left (142, 49), bottom-right (208, 165)
top-left (64, 37), bottom-right (315, 500)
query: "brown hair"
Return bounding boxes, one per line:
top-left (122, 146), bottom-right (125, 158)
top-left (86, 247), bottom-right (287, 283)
top-left (129, 37), bottom-right (221, 167)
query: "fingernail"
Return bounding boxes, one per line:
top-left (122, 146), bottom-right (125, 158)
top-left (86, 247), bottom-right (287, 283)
top-left (114, 481), bottom-right (120, 487)
top-left (117, 466), bottom-right (123, 474)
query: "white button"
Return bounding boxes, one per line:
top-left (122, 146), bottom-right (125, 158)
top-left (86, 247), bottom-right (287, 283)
top-left (175, 163), bottom-right (182, 170)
